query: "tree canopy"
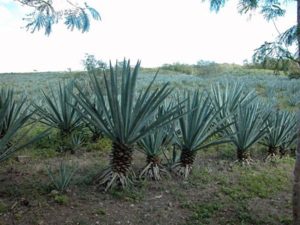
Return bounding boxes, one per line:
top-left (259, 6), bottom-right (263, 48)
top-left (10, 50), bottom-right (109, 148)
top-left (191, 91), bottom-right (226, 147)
top-left (209, 0), bottom-right (298, 66)
top-left (16, 0), bottom-right (101, 35)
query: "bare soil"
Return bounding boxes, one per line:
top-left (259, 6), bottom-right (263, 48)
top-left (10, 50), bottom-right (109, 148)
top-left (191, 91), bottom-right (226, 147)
top-left (0, 147), bottom-right (294, 225)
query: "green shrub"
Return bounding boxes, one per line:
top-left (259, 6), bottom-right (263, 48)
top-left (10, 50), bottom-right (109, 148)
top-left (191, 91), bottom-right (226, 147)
top-left (85, 137), bottom-right (111, 153)
top-left (54, 194), bottom-right (69, 205)
top-left (288, 69), bottom-right (300, 79)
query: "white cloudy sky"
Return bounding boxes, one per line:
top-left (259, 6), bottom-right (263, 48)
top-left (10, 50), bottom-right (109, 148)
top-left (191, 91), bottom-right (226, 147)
top-left (0, 0), bottom-right (296, 72)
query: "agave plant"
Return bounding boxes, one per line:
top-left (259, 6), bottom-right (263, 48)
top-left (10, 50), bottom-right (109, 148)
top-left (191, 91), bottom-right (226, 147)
top-left (0, 89), bottom-right (29, 140)
top-left (161, 112), bottom-right (181, 170)
top-left (34, 82), bottom-right (82, 150)
top-left (262, 110), bottom-right (297, 159)
top-left (138, 128), bottom-right (170, 181)
top-left (73, 60), bottom-right (180, 190)
top-left (0, 125), bottom-right (37, 163)
top-left (279, 116), bottom-right (298, 157)
top-left (224, 103), bottom-right (269, 164)
top-left (85, 96), bottom-right (105, 142)
top-left (0, 88), bottom-right (32, 150)
top-left (47, 160), bottom-right (78, 193)
top-left (287, 95), bottom-right (300, 107)
top-left (174, 91), bottom-right (230, 178)
top-left (0, 89), bottom-right (46, 163)
top-left (210, 82), bottom-right (256, 119)
top-left (87, 122), bottom-right (103, 142)
top-left (137, 104), bottom-right (175, 180)
top-left (280, 129), bottom-right (298, 157)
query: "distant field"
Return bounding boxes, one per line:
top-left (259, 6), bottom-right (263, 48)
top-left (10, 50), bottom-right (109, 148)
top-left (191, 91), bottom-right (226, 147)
top-left (1, 70), bottom-right (299, 110)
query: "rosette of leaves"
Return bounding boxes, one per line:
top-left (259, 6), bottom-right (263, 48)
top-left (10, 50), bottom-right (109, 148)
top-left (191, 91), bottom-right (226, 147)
top-left (280, 130), bottom-right (297, 157)
top-left (0, 89), bottom-right (28, 140)
top-left (137, 104), bottom-right (175, 181)
top-left (73, 60), bottom-right (180, 191)
top-left (0, 88), bottom-right (46, 163)
top-left (224, 103), bottom-right (269, 164)
top-left (85, 95), bottom-right (105, 142)
top-left (161, 102), bottom-right (181, 168)
top-left (262, 110), bottom-right (297, 160)
top-left (34, 82), bottom-right (82, 152)
top-left (210, 82), bottom-right (256, 119)
top-left (47, 160), bottom-right (78, 193)
top-left (174, 91), bottom-right (230, 178)
top-left (279, 114), bottom-right (298, 157)
top-left (137, 128), bottom-right (170, 181)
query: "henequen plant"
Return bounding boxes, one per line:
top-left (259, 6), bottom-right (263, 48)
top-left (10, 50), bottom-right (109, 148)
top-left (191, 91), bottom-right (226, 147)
top-left (224, 103), bottom-right (269, 164)
top-left (0, 89), bottom-right (28, 140)
top-left (262, 110), bottom-right (297, 160)
top-left (173, 91), bottom-right (229, 179)
top-left (210, 82), bottom-right (256, 119)
top-left (0, 88), bottom-right (46, 163)
top-left (138, 128), bottom-right (171, 181)
top-left (137, 105), bottom-right (174, 181)
top-left (279, 124), bottom-right (298, 157)
top-left (47, 160), bottom-right (78, 193)
top-left (84, 95), bottom-right (105, 142)
top-left (74, 60), bottom-right (180, 191)
top-left (34, 82), bottom-right (82, 151)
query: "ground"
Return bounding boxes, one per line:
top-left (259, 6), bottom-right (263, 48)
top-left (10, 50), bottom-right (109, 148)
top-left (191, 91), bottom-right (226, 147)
top-left (0, 141), bottom-right (294, 225)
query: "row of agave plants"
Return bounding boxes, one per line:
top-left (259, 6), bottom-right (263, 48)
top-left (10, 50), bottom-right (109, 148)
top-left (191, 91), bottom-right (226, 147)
top-left (0, 60), bottom-right (298, 191)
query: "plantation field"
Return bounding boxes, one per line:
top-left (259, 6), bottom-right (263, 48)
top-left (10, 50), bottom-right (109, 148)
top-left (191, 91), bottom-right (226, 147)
top-left (0, 69), bottom-right (299, 225)
top-left (1, 70), bottom-right (299, 108)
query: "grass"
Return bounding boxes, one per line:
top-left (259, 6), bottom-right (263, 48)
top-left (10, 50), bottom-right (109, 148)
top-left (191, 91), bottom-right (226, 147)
top-left (179, 156), bottom-right (294, 225)
top-left (85, 137), bottom-right (112, 154)
top-left (184, 201), bottom-right (223, 225)
top-left (109, 186), bottom-right (145, 203)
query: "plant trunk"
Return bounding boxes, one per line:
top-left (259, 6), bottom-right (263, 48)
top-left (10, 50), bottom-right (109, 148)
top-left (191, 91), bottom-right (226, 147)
top-left (237, 149), bottom-right (250, 162)
top-left (139, 155), bottom-right (166, 181)
top-left (279, 146), bottom-right (287, 157)
top-left (267, 146), bottom-right (278, 156)
top-left (293, 113), bottom-right (300, 225)
top-left (95, 141), bottom-right (133, 191)
top-left (147, 155), bottom-right (161, 166)
top-left (180, 149), bottom-right (196, 167)
top-left (58, 132), bottom-right (72, 153)
top-left (176, 149), bottom-right (196, 179)
top-left (91, 131), bottom-right (102, 142)
top-left (111, 142), bottom-right (133, 176)
top-left (91, 133), bottom-right (99, 142)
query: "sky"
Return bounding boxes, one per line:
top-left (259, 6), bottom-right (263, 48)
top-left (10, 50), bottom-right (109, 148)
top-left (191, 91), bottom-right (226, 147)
top-left (0, 0), bottom-right (297, 72)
